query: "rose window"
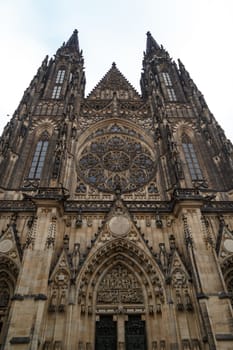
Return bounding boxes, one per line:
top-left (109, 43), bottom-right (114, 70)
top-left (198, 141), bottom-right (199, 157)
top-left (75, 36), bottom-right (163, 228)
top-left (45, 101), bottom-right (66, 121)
top-left (77, 131), bottom-right (156, 193)
top-left (103, 151), bottom-right (130, 172)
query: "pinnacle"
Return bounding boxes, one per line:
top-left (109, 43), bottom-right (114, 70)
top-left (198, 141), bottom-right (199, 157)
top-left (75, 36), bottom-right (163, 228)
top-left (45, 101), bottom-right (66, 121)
top-left (146, 31), bottom-right (160, 54)
top-left (65, 29), bottom-right (80, 52)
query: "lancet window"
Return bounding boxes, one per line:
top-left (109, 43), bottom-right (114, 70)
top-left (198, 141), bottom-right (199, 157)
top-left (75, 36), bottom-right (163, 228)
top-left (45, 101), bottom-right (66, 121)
top-left (51, 68), bottom-right (66, 99)
top-left (182, 134), bottom-right (203, 180)
top-left (161, 72), bottom-right (177, 101)
top-left (56, 69), bottom-right (65, 84)
top-left (167, 88), bottom-right (177, 101)
top-left (52, 86), bottom-right (61, 99)
top-left (28, 131), bottom-right (49, 179)
top-left (162, 72), bottom-right (172, 86)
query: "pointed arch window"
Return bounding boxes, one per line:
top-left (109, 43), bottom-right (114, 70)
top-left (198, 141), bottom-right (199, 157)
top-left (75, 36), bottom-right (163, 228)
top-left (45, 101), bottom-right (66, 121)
top-left (162, 72), bottom-right (172, 86)
top-left (52, 86), bottom-right (62, 99)
top-left (161, 72), bottom-right (177, 101)
top-left (182, 134), bottom-right (203, 180)
top-left (56, 69), bottom-right (65, 84)
top-left (28, 132), bottom-right (49, 179)
top-left (167, 88), bottom-right (177, 101)
top-left (51, 68), bottom-right (66, 99)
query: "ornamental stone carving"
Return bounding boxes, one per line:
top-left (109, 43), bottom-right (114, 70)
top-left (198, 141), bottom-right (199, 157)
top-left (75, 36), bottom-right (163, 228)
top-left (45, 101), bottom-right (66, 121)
top-left (97, 263), bottom-right (143, 304)
top-left (77, 131), bottom-right (156, 193)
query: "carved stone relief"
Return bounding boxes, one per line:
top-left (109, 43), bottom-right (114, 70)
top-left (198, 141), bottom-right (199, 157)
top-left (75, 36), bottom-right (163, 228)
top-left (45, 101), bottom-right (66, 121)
top-left (25, 216), bottom-right (37, 249)
top-left (45, 217), bottom-right (57, 249)
top-left (221, 254), bottom-right (233, 306)
top-left (219, 226), bottom-right (233, 258)
top-left (48, 252), bottom-right (71, 313)
top-left (97, 263), bottom-right (143, 304)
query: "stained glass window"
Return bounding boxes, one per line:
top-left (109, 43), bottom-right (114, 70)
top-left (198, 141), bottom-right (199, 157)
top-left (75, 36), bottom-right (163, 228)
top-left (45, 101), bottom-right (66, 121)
top-left (28, 132), bottom-right (49, 179)
top-left (182, 135), bottom-right (203, 180)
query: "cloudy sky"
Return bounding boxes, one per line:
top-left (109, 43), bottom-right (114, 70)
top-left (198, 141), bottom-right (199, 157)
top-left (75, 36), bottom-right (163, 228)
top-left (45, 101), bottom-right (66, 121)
top-left (0, 0), bottom-right (232, 141)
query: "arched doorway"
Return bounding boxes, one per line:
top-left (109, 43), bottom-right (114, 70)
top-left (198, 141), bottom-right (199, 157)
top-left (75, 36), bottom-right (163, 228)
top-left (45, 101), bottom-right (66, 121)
top-left (95, 262), bottom-right (147, 350)
top-left (76, 239), bottom-right (164, 350)
top-left (0, 256), bottom-right (19, 349)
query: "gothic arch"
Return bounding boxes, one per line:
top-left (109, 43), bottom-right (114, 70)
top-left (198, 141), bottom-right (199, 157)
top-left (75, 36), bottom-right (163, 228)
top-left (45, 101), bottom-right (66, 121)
top-left (76, 238), bottom-right (165, 311)
top-left (172, 121), bottom-right (198, 141)
top-left (221, 254), bottom-right (233, 306)
top-left (34, 129), bottom-right (50, 142)
top-left (95, 259), bottom-right (145, 305)
top-left (172, 125), bottom-right (206, 186)
top-left (0, 256), bottom-right (19, 346)
top-left (30, 118), bottom-right (56, 134)
top-left (76, 118), bottom-right (156, 154)
top-left (0, 255), bottom-right (19, 285)
top-left (73, 239), bottom-right (168, 349)
top-left (27, 130), bottom-right (50, 180)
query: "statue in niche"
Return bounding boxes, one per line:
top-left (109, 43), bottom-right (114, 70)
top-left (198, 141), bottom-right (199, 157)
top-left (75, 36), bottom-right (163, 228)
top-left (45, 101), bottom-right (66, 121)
top-left (48, 291), bottom-right (57, 312)
top-left (72, 243), bottom-right (80, 275)
top-left (184, 290), bottom-right (193, 311)
top-left (58, 290), bottom-right (66, 312)
top-left (176, 291), bottom-right (184, 311)
top-left (0, 289), bottom-right (10, 308)
top-left (158, 243), bottom-right (168, 271)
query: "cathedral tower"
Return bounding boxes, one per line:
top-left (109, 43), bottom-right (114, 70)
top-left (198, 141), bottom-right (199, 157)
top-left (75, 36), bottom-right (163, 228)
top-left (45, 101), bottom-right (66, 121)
top-left (0, 30), bottom-right (232, 350)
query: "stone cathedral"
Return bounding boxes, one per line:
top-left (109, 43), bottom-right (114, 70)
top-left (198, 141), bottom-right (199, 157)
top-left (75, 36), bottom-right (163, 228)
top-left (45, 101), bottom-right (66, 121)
top-left (0, 29), bottom-right (233, 350)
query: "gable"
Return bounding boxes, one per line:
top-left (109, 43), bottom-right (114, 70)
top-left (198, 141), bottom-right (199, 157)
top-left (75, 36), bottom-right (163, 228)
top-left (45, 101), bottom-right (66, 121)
top-left (87, 63), bottom-right (141, 101)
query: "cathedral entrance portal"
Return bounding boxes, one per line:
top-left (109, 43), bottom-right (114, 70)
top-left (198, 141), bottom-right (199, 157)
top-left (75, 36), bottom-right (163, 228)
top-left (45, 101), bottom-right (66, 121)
top-left (95, 262), bottom-right (147, 349)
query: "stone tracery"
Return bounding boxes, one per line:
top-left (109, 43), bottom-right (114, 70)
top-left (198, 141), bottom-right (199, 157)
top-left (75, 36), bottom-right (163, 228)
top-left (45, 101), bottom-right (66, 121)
top-left (76, 238), bottom-right (165, 315)
top-left (77, 131), bottom-right (156, 193)
top-left (221, 254), bottom-right (233, 306)
top-left (97, 263), bottom-right (144, 304)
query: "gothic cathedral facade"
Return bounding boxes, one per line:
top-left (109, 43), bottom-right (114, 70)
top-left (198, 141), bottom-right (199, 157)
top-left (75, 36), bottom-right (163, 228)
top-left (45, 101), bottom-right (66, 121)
top-left (0, 30), bottom-right (233, 350)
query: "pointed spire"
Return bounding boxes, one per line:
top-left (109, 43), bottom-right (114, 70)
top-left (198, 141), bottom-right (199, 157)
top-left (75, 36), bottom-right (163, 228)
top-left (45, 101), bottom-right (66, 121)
top-left (65, 29), bottom-right (80, 52)
top-left (56, 29), bottom-right (83, 59)
top-left (146, 31), bottom-right (161, 55)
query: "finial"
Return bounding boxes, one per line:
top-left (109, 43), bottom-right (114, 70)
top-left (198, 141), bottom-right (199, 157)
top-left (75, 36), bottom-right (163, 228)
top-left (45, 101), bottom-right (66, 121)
top-left (146, 31), bottom-right (151, 36)
top-left (73, 29), bottom-right (78, 34)
top-left (112, 62), bottom-right (116, 68)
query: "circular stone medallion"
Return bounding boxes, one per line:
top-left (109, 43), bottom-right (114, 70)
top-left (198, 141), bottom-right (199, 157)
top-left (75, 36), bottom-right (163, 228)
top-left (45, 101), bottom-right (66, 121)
top-left (224, 239), bottom-right (233, 253)
top-left (109, 216), bottom-right (131, 236)
top-left (0, 239), bottom-right (13, 253)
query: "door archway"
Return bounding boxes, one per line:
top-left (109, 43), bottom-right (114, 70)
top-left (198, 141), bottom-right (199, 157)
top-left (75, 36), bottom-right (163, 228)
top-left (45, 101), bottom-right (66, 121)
top-left (76, 238), bottom-right (165, 349)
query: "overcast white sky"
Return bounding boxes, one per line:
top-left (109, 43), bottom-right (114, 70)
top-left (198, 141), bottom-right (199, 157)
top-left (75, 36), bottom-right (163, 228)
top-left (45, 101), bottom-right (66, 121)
top-left (0, 0), bottom-right (232, 141)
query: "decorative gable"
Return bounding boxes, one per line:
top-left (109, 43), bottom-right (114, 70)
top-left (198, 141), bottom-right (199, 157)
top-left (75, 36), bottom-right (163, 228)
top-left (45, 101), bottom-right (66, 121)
top-left (217, 224), bottom-right (233, 260)
top-left (0, 219), bottom-right (22, 265)
top-left (87, 63), bottom-right (141, 101)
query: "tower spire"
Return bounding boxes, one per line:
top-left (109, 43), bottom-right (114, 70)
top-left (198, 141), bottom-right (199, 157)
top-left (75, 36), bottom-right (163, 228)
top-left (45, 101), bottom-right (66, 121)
top-left (65, 29), bottom-right (80, 52)
top-left (56, 29), bottom-right (81, 57)
top-left (146, 31), bottom-right (161, 55)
